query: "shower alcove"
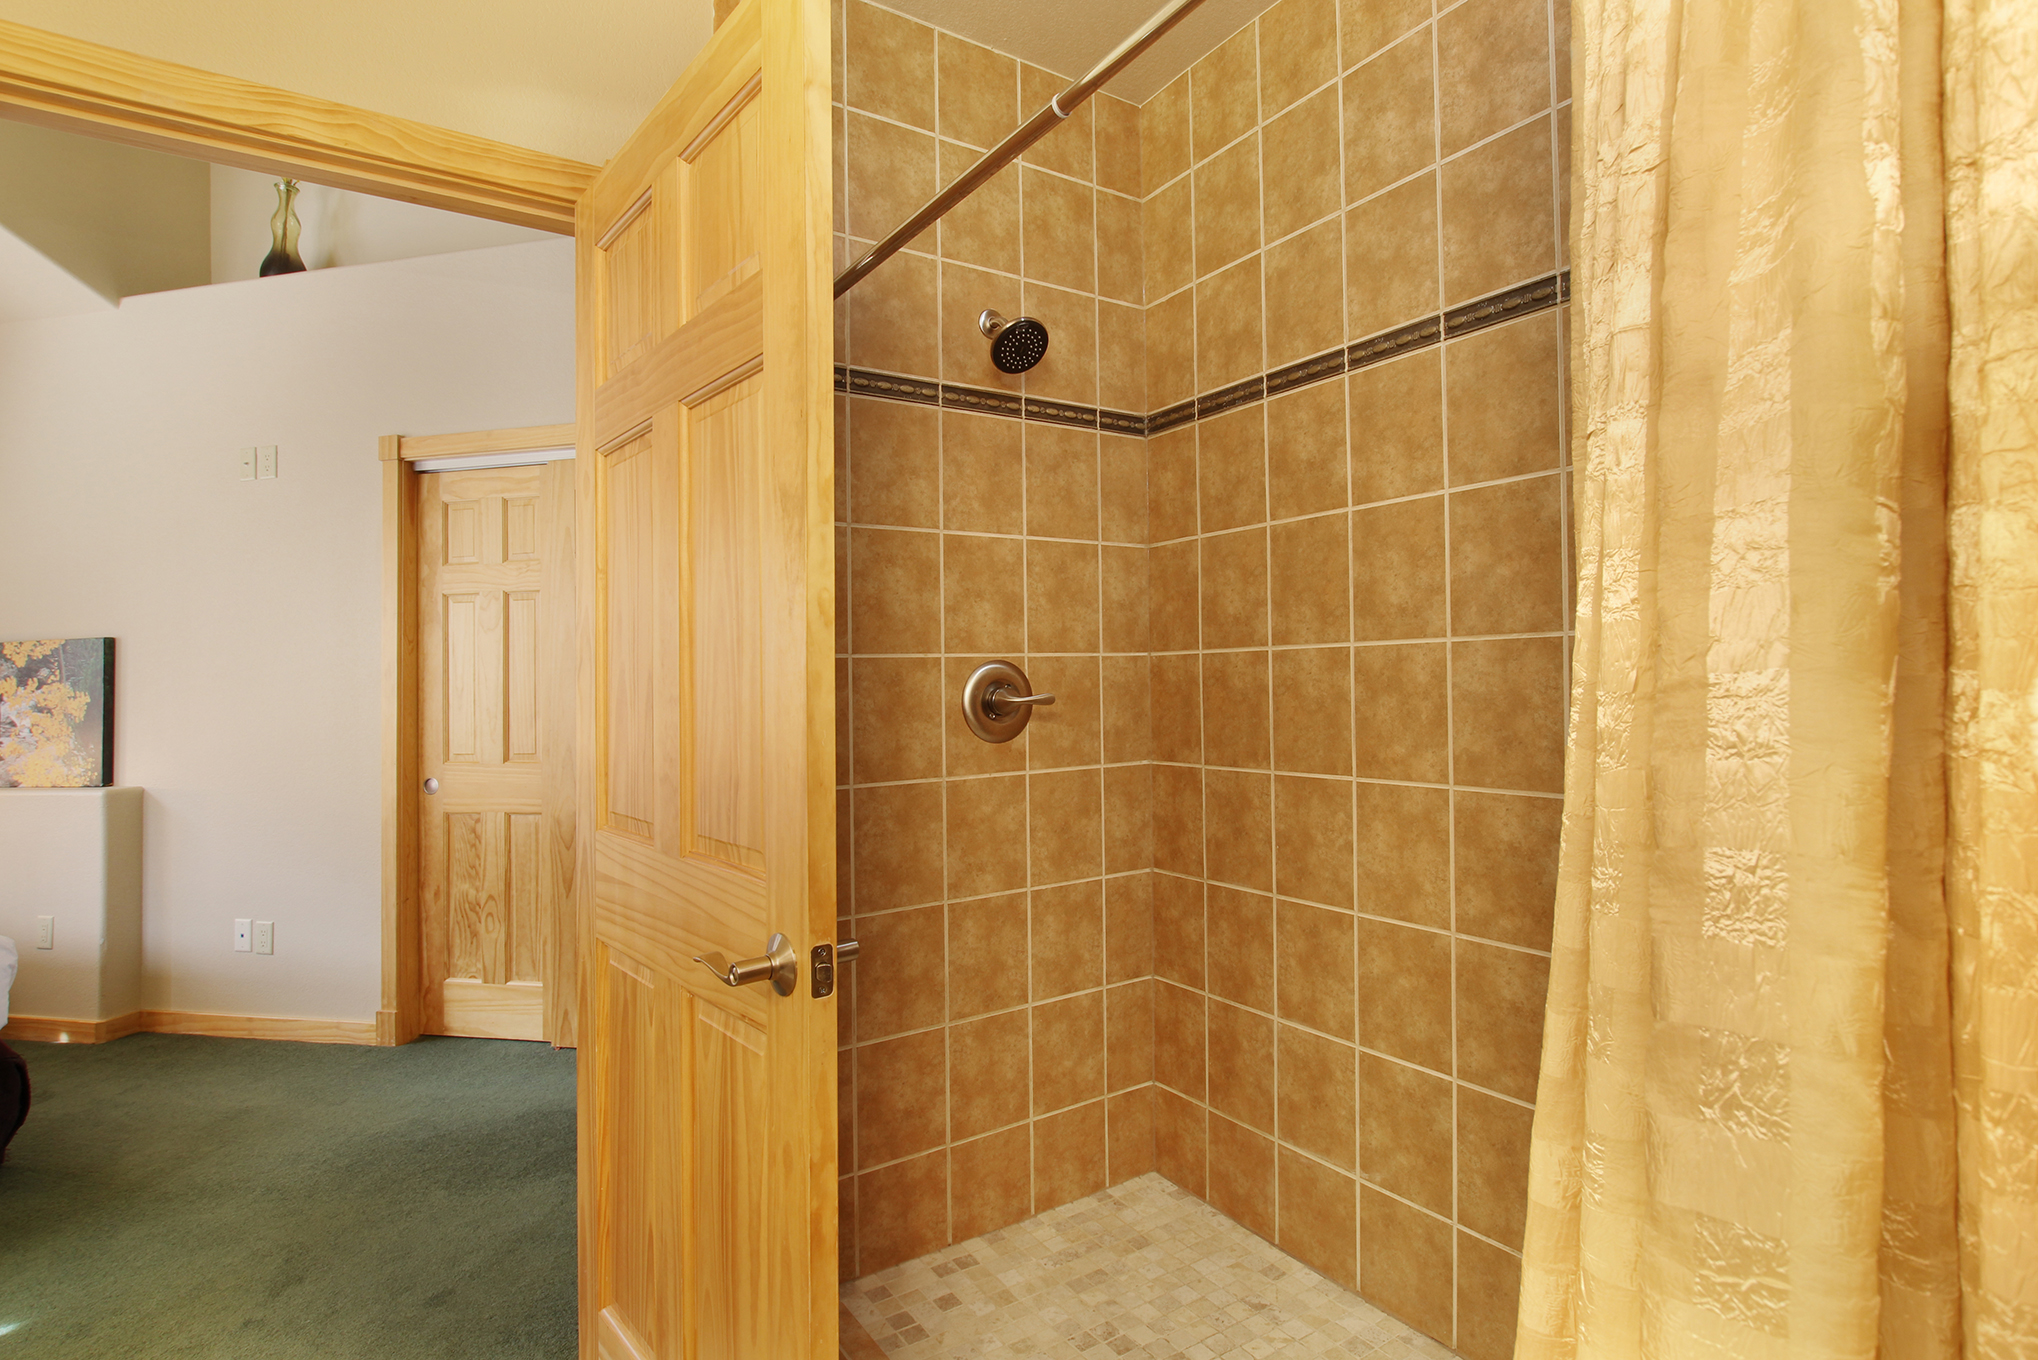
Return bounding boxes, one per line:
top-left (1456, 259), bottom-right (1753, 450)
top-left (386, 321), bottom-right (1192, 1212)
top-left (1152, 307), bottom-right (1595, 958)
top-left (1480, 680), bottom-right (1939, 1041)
top-left (833, 0), bottom-right (1570, 1354)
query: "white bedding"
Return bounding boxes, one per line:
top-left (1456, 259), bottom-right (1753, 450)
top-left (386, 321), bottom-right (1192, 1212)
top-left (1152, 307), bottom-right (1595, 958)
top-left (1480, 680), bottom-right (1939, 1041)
top-left (0, 935), bottom-right (15, 1029)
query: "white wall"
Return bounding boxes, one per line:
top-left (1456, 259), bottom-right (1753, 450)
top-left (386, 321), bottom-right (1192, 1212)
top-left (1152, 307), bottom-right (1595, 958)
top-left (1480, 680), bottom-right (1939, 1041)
top-left (209, 167), bottom-right (556, 285)
top-left (0, 239), bottom-right (574, 1023)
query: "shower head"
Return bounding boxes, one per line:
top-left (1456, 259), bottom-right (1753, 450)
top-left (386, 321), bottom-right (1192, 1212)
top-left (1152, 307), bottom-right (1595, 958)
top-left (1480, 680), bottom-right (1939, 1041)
top-left (978, 309), bottom-right (1050, 374)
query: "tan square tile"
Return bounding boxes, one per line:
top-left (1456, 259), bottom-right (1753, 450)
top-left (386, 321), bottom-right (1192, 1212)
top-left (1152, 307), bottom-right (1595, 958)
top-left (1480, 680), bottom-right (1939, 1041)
top-left (1101, 654), bottom-right (1153, 763)
top-left (1201, 527), bottom-right (1269, 649)
top-left (1449, 476), bottom-right (1564, 636)
top-left (858, 1028), bottom-right (947, 1165)
top-left (1356, 917), bottom-right (1450, 1069)
top-left (1026, 540), bottom-right (1100, 652)
top-left (1358, 1052), bottom-right (1451, 1212)
top-left (850, 396), bottom-right (940, 527)
top-left (834, 394), bottom-right (851, 522)
top-left (1152, 765), bottom-right (1204, 878)
top-left (948, 889), bottom-right (1029, 1017)
top-left (1195, 134), bottom-right (1262, 276)
top-left (1446, 310), bottom-right (1563, 484)
top-left (1034, 1099), bottom-right (1109, 1211)
top-left (1351, 641), bottom-right (1449, 782)
top-left (1143, 172), bottom-right (1196, 303)
top-left (1352, 495), bottom-right (1446, 641)
top-left (1278, 900), bottom-right (1355, 1038)
top-left (1029, 766), bottom-right (1103, 886)
top-left (951, 1008), bottom-right (1029, 1138)
top-left (1095, 94), bottom-right (1142, 198)
top-left (947, 776), bottom-right (1029, 898)
top-left (1340, 0), bottom-right (1431, 67)
top-left (943, 410), bottom-right (1024, 534)
top-left (1350, 347), bottom-right (1444, 503)
top-left (847, 111), bottom-right (937, 246)
top-left (1359, 1188), bottom-right (1454, 1343)
top-left (1206, 767), bottom-right (1273, 892)
top-left (1259, 0), bottom-right (1338, 115)
top-left (1154, 1083), bottom-right (1208, 1193)
top-left (1099, 312), bottom-right (1148, 422)
top-left (1262, 86), bottom-right (1342, 245)
top-left (1020, 281), bottom-right (1097, 405)
top-left (1208, 1000), bottom-right (1275, 1132)
top-left (1099, 430), bottom-right (1148, 542)
top-left (1345, 174), bottom-right (1439, 339)
top-left (1457, 1232), bottom-right (1526, 1360)
top-left (938, 32), bottom-right (1018, 149)
top-left (1265, 217), bottom-right (1345, 368)
top-left (849, 248), bottom-right (939, 376)
top-left (854, 901), bottom-right (945, 1040)
top-left (847, 0), bottom-right (934, 129)
top-left (1451, 636), bottom-right (1565, 792)
top-left (1208, 1113), bottom-right (1277, 1240)
top-left (950, 1124), bottom-right (1032, 1240)
top-left (1196, 257), bottom-right (1264, 392)
top-left (1271, 511), bottom-right (1351, 645)
top-left (1104, 762), bottom-right (1153, 874)
top-left (1155, 979), bottom-right (1207, 1099)
top-left (1150, 652), bottom-right (1201, 764)
top-left (852, 656), bottom-right (942, 783)
top-left (1107, 1087), bottom-right (1156, 1181)
top-left (1100, 545), bottom-right (1149, 654)
top-left (939, 143), bottom-right (1021, 275)
top-left (1148, 426), bottom-right (1199, 544)
top-left (1454, 791), bottom-right (1561, 949)
top-left (836, 655), bottom-right (853, 786)
top-left (1032, 878), bottom-right (1104, 999)
top-left (1198, 402), bottom-right (1268, 535)
top-left (1436, 0), bottom-right (1552, 158)
top-left (1153, 869), bottom-right (1206, 988)
top-left (1025, 422), bottom-right (1100, 541)
top-left (1107, 979), bottom-right (1156, 1091)
top-left (1020, 166), bottom-right (1095, 294)
top-left (857, 1150), bottom-right (947, 1275)
top-left (1354, 781), bottom-right (1450, 927)
top-left (1192, 25), bottom-right (1260, 161)
top-left (1268, 379), bottom-right (1349, 520)
top-left (1203, 886), bottom-right (1273, 1029)
top-left (1455, 940), bottom-right (1548, 1102)
top-left (1342, 35), bottom-right (1435, 203)
top-left (1098, 190), bottom-right (1143, 305)
top-left (1458, 1085), bottom-right (1534, 1248)
top-left (1280, 1024), bottom-right (1357, 1169)
top-left (1275, 774), bottom-right (1354, 908)
top-left (943, 533), bottom-right (1025, 656)
top-left (855, 781), bottom-right (944, 911)
top-left (1279, 1147), bottom-right (1358, 1289)
top-left (1021, 63), bottom-right (1094, 181)
top-left (1272, 646), bottom-right (1353, 775)
top-left (1439, 116), bottom-right (1556, 305)
top-left (1105, 872), bottom-right (1154, 981)
top-left (1202, 649), bottom-right (1271, 769)
top-left (1034, 992), bottom-right (1106, 1114)
top-left (1141, 71), bottom-right (1192, 195)
top-left (1146, 287), bottom-right (1197, 410)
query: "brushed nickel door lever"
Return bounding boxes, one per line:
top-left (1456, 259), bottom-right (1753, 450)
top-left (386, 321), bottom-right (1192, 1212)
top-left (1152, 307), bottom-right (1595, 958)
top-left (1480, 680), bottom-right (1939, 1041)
top-left (694, 932), bottom-right (799, 996)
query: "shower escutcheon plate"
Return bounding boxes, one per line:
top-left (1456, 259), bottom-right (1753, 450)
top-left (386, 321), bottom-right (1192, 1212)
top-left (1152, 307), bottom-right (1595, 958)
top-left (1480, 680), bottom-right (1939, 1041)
top-left (961, 660), bottom-right (1056, 743)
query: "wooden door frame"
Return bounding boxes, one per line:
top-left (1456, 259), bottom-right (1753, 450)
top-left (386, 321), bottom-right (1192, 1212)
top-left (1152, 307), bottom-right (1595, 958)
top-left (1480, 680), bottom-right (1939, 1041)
top-left (379, 426), bottom-right (580, 1047)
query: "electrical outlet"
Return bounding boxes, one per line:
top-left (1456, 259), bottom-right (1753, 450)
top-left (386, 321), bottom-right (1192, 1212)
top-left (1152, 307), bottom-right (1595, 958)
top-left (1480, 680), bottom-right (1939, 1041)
top-left (239, 447), bottom-right (258, 481)
top-left (35, 916), bottom-right (53, 950)
top-left (254, 921), bottom-right (274, 956)
top-left (256, 446), bottom-right (278, 479)
top-left (234, 918), bottom-right (252, 952)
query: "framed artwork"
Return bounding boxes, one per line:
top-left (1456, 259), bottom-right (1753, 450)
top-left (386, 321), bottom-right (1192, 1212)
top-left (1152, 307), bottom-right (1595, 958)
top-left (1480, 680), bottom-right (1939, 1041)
top-left (0, 638), bottom-right (115, 788)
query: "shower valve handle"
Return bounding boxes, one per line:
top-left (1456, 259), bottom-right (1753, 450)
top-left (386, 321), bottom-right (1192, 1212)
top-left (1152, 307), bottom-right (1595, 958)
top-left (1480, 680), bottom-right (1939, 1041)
top-left (987, 684), bottom-right (1056, 713)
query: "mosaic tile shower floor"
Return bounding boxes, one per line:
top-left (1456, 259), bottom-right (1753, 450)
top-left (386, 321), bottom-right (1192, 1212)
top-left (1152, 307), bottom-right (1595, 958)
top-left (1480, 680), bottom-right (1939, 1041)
top-left (841, 1174), bottom-right (1456, 1359)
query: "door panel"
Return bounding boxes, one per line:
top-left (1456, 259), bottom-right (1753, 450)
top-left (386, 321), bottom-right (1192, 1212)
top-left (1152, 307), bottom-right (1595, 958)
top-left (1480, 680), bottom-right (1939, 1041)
top-left (419, 461), bottom-right (572, 1043)
top-left (575, 0), bottom-right (835, 1353)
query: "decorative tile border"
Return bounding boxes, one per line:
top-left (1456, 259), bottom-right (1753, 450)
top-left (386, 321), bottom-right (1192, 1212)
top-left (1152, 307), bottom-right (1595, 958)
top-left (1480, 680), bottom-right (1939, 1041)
top-left (837, 270), bottom-right (1569, 436)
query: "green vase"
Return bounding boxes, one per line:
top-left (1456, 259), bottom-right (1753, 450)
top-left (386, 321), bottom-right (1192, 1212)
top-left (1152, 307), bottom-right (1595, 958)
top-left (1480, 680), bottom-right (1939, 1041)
top-left (259, 179), bottom-right (306, 277)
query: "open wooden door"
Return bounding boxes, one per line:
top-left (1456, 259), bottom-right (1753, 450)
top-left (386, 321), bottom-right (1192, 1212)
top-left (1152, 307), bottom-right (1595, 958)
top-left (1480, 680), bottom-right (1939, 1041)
top-left (572, 0), bottom-right (836, 1355)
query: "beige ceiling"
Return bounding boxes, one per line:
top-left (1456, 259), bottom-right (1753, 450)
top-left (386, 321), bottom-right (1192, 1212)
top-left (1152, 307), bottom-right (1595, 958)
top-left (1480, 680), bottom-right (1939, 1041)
top-left (876, 0), bottom-right (1274, 103)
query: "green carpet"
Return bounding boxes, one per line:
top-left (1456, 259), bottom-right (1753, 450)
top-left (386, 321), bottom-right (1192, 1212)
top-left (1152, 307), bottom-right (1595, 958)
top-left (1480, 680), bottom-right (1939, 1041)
top-left (0, 1033), bottom-right (576, 1360)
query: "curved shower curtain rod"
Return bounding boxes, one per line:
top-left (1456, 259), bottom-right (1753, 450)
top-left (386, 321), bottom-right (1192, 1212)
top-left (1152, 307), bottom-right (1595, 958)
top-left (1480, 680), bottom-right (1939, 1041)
top-left (832, 0), bottom-right (1213, 298)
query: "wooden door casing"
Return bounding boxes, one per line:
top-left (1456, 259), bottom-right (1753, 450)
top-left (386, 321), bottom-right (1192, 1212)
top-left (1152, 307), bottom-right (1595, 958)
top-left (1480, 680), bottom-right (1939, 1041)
top-left (573, 0), bottom-right (836, 1355)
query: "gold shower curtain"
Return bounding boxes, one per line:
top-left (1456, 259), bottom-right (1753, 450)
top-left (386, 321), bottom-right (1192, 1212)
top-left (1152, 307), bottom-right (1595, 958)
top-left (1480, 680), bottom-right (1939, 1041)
top-left (1516, 0), bottom-right (2038, 1354)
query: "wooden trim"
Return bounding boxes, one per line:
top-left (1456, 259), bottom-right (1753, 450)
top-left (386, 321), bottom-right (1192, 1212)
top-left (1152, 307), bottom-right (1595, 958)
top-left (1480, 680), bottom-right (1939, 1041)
top-left (2, 1011), bottom-right (374, 1045)
top-left (397, 423), bottom-right (578, 462)
top-left (379, 442), bottom-right (423, 1047)
top-left (0, 20), bottom-right (595, 232)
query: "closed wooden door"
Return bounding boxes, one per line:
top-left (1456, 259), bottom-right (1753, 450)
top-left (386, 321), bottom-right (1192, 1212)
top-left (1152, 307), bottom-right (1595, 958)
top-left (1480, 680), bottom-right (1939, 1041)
top-left (418, 460), bottom-right (573, 1042)
top-left (573, 0), bottom-right (837, 1356)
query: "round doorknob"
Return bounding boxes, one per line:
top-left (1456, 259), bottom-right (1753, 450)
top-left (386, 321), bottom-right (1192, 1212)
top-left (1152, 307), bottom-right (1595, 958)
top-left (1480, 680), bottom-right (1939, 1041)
top-left (423, 778), bottom-right (440, 795)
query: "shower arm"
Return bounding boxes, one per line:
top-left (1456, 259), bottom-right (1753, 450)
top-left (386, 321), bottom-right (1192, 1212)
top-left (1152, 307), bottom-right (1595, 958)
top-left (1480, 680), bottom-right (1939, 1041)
top-left (831, 0), bottom-right (1212, 298)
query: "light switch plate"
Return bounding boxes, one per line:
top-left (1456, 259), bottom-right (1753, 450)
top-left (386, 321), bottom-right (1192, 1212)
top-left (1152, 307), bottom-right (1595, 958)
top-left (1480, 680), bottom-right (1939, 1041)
top-left (254, 921), bottom-right (274, 956)
top-left (234, 918), bottom-right (252, 952)
top-left (256, 446), bottom-right (278, 479)
top-left (35, 915), bottom-right (53, 950)
top-left (239, 447), bottom-right (258, 481)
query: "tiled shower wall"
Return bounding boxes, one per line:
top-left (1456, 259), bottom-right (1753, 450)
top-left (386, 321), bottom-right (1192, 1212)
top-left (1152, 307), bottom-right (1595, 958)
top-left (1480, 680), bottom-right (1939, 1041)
top-left (831, 0), bottom-right (1161, 1284)
top-left (835, 0), bottom-right (1571, 1355)
top-left (1136, 0), bottom-right (1569, 1357)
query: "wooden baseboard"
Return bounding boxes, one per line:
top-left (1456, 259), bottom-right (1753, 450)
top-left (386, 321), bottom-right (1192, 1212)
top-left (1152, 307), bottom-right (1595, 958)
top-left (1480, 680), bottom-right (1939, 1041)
top-left (2, 1010), bottom-right (375, 1046)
